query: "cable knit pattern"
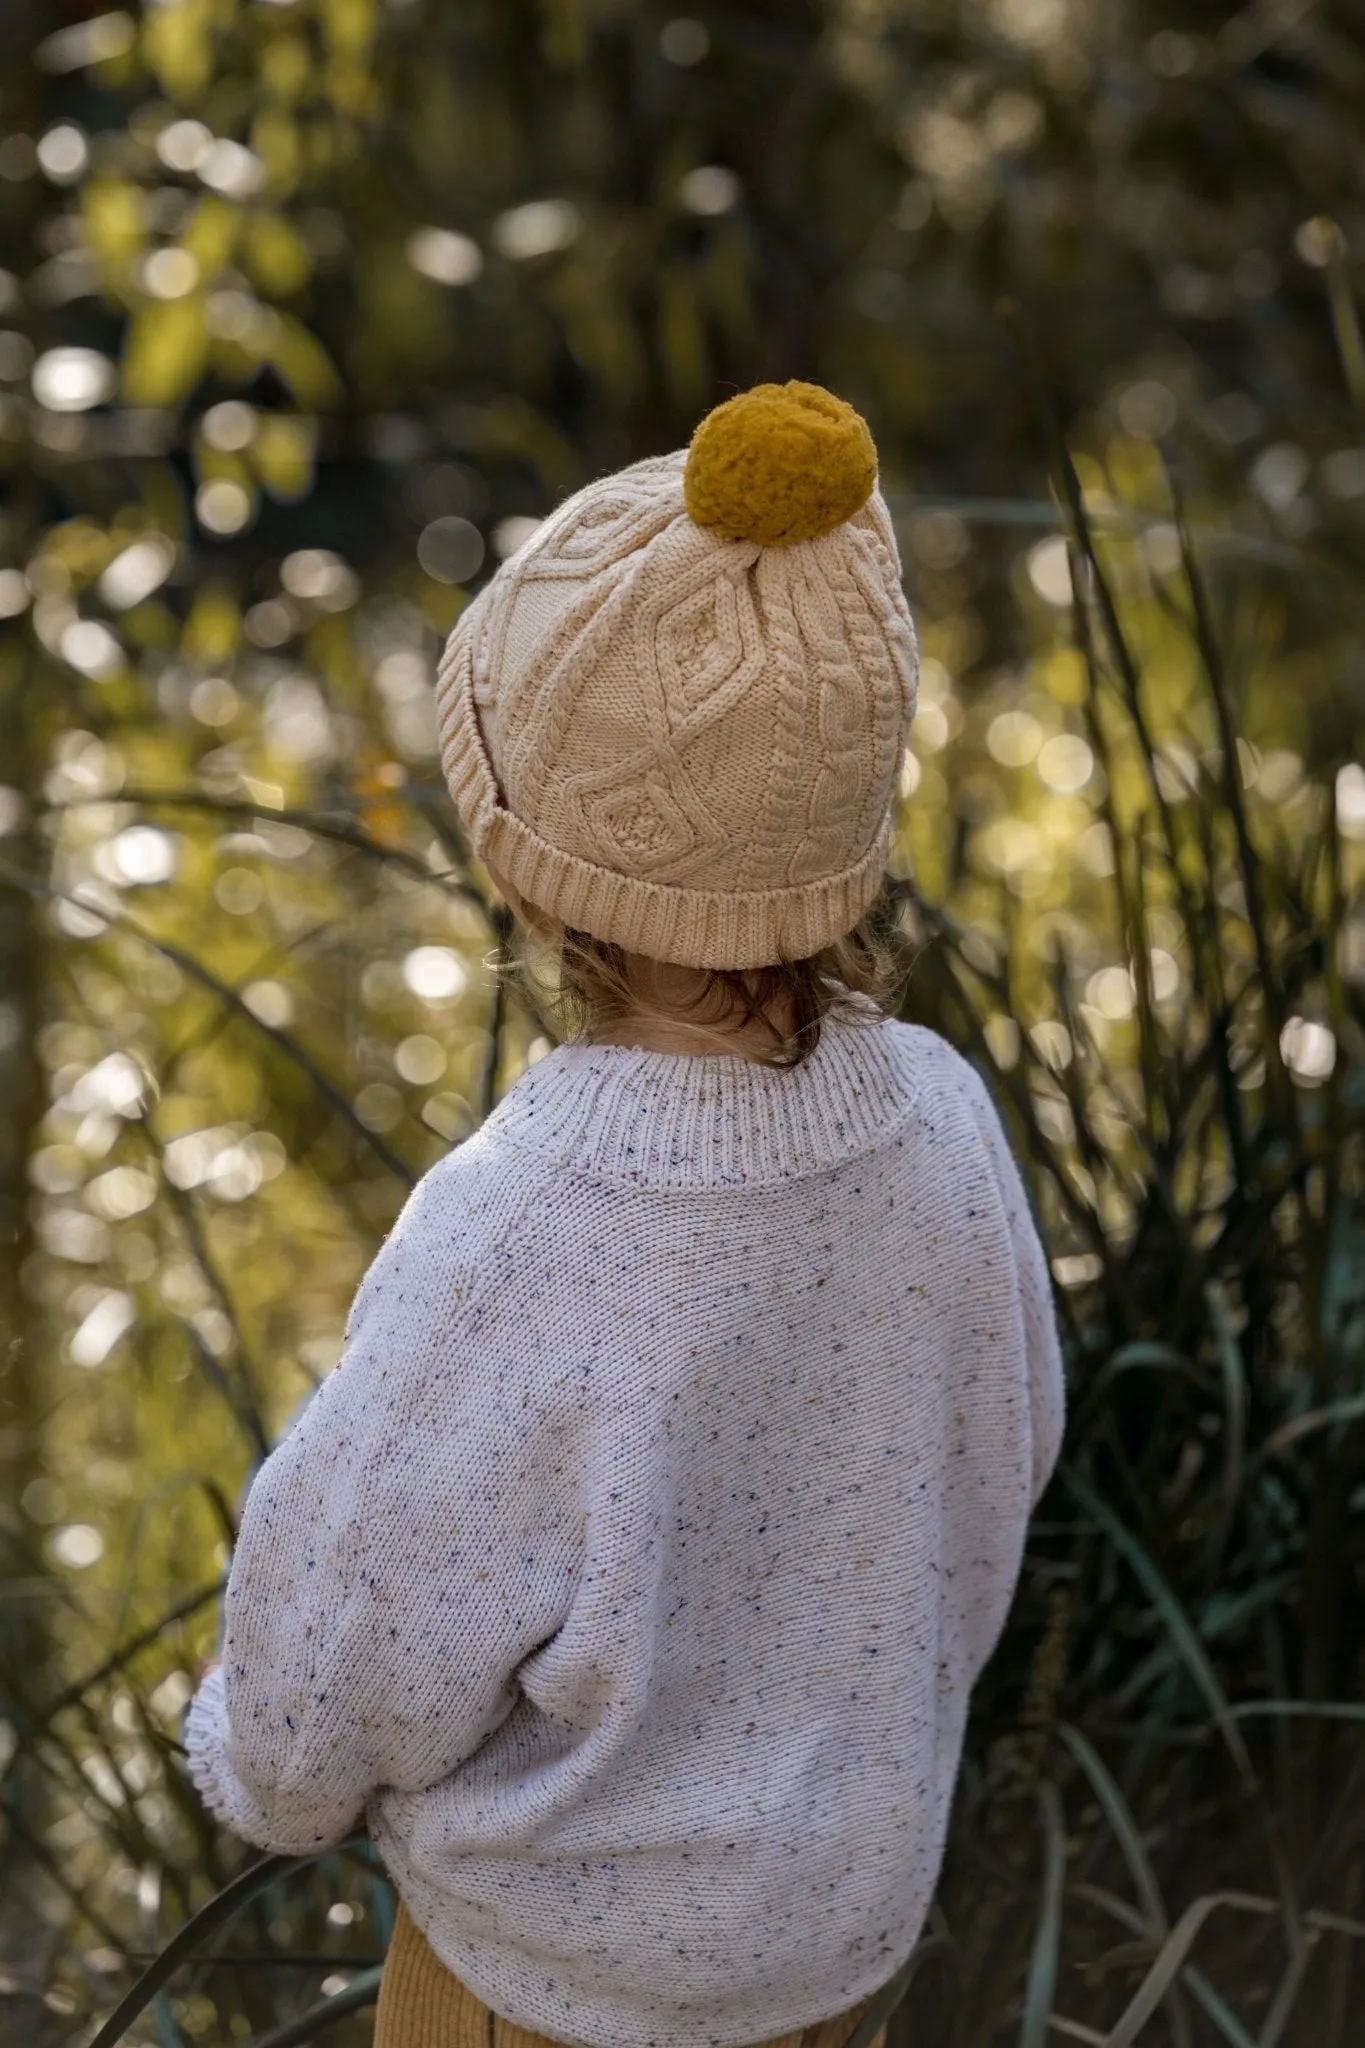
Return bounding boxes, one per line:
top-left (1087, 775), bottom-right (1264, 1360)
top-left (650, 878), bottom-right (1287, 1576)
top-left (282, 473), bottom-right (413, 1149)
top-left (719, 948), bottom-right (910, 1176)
top-left (185, 1012), bottom-right (1065, 2048)
top-left (433, 434), bottom-right (919, 971)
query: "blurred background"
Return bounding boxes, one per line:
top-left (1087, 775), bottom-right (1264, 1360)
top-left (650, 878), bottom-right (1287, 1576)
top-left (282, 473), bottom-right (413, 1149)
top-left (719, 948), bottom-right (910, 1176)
top-left (2, 2), bottom-right (1364, 2043)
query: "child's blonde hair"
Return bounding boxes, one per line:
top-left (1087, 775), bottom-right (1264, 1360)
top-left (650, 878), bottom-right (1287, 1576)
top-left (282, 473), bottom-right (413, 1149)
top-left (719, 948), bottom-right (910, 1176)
top-left (508, 882), bottom-right (912, 1070)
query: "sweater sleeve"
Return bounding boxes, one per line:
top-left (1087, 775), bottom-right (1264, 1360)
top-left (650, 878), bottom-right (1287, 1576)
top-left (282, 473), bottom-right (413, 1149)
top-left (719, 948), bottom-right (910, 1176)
top-left (183, 1163), bottom-right (581, 1855)
top-left (958, 1060), bottom-right (1067, 1507)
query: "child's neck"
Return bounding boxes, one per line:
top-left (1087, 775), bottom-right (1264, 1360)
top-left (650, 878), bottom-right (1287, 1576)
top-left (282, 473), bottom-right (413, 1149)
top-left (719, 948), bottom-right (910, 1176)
top-left (589, 959), bottom-right (795, 1061)
top-left (591, 1013), bottom-right (787, 1058)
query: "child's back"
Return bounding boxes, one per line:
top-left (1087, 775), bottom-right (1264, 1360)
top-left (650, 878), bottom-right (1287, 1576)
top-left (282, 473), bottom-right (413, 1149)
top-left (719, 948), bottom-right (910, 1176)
top-left (188, 1012), bottom-right (1062, 2046)
top-left (187, 384), bottom-right (1065, 2048)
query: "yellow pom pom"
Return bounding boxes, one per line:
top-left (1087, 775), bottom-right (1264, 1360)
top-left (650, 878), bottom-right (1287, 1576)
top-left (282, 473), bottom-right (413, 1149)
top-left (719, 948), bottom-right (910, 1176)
top-left (683, 381), bottom-right (878, 547)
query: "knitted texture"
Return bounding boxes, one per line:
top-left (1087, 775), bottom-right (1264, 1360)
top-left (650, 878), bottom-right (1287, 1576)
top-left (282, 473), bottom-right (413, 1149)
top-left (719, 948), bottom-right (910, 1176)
top-left (433, 388), bottom-right (919, 971)
top-left (682, 383), bottom-right (878, 546)
top-left (185, 1012), bottom-right (1066, 2048)
top-left (373, 1900), bottom-right (889, 2048)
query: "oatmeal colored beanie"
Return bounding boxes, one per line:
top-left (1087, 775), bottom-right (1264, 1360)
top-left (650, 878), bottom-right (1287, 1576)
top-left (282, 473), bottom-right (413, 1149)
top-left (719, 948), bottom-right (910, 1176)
top-left (434, 380), bottom-right (919, 971)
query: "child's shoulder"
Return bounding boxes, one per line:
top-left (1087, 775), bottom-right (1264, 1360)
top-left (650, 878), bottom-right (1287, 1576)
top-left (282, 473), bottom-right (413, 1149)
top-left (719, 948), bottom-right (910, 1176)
top-left (884, 1015), bottom-right (994, 1103)
top-left (382, 1110), bottom-right (559, 1262)
top-left (339, 1126), bottom-right (563, 1373)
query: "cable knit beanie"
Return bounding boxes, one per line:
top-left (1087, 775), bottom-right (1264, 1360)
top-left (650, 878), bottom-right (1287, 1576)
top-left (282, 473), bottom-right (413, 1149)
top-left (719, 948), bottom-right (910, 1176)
top-left (434, 381), bottom-right (919, 971)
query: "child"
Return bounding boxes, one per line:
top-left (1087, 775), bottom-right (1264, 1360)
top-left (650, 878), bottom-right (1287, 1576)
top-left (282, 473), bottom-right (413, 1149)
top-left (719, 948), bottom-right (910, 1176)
top-left (186, 381), bottom-right (1066, 2048)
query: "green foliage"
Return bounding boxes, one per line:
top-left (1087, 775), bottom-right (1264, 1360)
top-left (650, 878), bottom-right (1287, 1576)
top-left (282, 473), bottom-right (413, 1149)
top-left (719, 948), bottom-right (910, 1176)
top-left (2, 1), bottom-right (1365, 2042)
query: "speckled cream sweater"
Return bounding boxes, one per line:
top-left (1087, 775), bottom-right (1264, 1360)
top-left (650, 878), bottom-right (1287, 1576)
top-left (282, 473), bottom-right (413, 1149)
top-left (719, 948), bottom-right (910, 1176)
top-left (186, 1007), bottom-right (1065, 2048)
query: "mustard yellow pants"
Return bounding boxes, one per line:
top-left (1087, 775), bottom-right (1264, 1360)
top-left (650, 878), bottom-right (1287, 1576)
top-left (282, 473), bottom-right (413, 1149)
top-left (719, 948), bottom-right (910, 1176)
top-left (373, 1901), bottom-right (890, 2048)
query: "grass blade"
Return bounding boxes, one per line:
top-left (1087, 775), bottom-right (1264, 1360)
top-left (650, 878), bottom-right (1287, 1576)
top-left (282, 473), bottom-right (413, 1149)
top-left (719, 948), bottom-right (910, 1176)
top-left (1203, 1281), bottom-right (1247, 1547)
top-left (1069, 1883), bottom-right (1259, 2048)
top-left (242, 1967), bottom-right (385, 2047)
top-left (1256, 1929), bottom-right (1321, 2048)
top-left (1019, 1779), bottom-right (1067, 2048)
top-left (1250, 1394), bottom-right (1365, 1469)
top-left (1099, 1892), bottom-right (1277, 2048)
top-left (1323, 227), bottom-right (1365, 414)
top-left (85, 1852), bottom-right (353, 2048)
top-left (1226, 1701), bottom-right (1365, 1727)
top-left (1058, 1726), bottom-right (1166, 1934)
top-left (1061, 1467), bottom-right (1257, 1792)
top-left (43, 1585), bottom-right (220, 1720)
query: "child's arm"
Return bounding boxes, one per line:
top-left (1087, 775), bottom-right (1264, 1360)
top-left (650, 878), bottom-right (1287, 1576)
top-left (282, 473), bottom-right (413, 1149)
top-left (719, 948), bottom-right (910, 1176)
top-left (183, 1173), bottom-right (580, 1855)
top-left (958, 1060), bottom-right (1067, 1506)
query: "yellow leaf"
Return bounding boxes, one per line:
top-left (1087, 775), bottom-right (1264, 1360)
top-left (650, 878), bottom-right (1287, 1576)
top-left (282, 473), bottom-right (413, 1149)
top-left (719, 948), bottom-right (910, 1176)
top-left (1041, 650), bottom-right (1087, 707)
top-left (266, 315), bottom-right (343, 408)
top-left (251, 108), bottom-right (302, 199)
top-left (194, 450), bottom-right (250, 487)
top-left (305, 614), bottom-right (365, 700)
top-left (122, 298), bottom-right (208, 407)
top-left (121, 601), bottom-right (178, 652)
top-left (142, 0), bottom-right (216, 102)
top-left (81, 180), bottom-right (145, 282)
top-left (320, 0), bottom-right (377, 60)
top-left (332, 63), bottom-right (381, 119)
top-left (261, 33), bottom-right (311, 103)
top-left (251, 414), bottom-right (317, 500)
top-left (46, 519), bottom-right (109, 580)
top-left (244, 211), bottom-right (311, 298)
top-left (138, 465), bottom-right (193, 547)
top-left (183, 196), bottom-right (239, 279)
top-left (182, 583), bottom-right (241, 664)
top-left (95, 673), bottom-right (149, 720)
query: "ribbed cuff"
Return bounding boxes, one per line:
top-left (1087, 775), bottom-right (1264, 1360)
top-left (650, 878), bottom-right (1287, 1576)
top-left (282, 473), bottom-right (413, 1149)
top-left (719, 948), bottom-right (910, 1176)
top-left (183, 1665), bottom-right (273, 1845)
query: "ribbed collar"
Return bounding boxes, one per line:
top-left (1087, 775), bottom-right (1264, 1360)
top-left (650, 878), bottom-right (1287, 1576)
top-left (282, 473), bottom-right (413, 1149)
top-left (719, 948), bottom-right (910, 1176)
top-left (481, 1005), bottom-right (921, 1191)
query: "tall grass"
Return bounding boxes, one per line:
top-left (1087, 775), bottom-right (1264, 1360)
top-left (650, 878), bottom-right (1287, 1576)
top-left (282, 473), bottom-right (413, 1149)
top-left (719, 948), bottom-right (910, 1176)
top-left (887, 465), bottom-right (1365, 2046)
top-left (4, 468), bottom-right (1364, 2047)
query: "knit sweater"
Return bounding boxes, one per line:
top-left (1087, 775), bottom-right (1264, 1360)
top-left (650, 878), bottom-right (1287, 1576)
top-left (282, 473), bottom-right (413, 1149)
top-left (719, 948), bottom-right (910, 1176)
top-left (185, 1007), bottom-right (1066, 2048)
